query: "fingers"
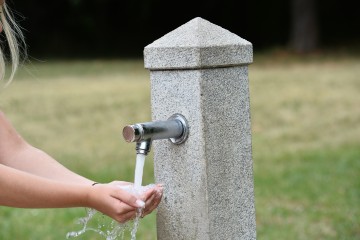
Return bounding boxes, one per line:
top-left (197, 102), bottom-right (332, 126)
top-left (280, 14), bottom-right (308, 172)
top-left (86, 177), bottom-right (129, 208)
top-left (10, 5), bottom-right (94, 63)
top-left (141, 185), bottom-right (164, 217)
top-left (112, 188), bottom-right (145, 208)
top-left (116, 201), bottom-right (136, 214)
top-left (94, 182), bottom-right (164, 223)
top-left (116, 210), bottom-right (137, 223)
top-left (142, 187), bottom-right (156, 200)
top-left (113, 184), bottom-right (163, 220)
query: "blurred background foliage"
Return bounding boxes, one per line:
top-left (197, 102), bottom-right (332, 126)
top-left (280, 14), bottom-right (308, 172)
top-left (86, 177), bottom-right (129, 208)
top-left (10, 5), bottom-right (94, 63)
top-left (5, 0), bottom-right (360, 58)
top-left (0, 0), bottom-right (359, 239)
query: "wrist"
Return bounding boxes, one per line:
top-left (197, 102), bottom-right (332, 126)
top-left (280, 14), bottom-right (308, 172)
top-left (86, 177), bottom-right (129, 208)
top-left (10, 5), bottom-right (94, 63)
top-left (82, 184), bottom-right (95, 209)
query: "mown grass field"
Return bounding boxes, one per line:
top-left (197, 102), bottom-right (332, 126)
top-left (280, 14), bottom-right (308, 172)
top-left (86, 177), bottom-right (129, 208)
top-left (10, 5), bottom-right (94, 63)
top-left (0, 52), bottom-right (359, 239)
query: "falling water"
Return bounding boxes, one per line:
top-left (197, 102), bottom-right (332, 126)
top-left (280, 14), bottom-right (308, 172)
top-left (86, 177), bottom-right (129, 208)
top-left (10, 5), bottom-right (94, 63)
top-left (134, 154), bottom-right (146, 189)
top-left (67, 153), bottom-right (153, 240)
top-left (66, 184), bottom-right (154, 240)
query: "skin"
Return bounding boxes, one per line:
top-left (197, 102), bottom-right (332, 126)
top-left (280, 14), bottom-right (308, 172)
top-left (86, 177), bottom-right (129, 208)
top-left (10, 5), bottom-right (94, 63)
top-left (0, 111), bottom-right (163, 223)
top-left (0, 1), bottom-right (162, 223)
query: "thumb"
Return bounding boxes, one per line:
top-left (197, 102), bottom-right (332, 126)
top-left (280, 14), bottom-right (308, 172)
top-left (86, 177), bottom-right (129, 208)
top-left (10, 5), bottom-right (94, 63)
top-left (113, 188), bottom-right (145, 208)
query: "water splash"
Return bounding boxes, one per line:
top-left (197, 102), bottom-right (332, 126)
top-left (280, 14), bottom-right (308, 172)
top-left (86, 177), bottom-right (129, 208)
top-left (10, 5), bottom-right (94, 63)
top-left (66, 184), bottom-right (155, 240)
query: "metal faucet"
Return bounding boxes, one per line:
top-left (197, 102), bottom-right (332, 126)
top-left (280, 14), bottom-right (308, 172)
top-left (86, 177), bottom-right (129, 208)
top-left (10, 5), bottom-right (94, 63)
top-left (122, 113), bottom-right (189, 155)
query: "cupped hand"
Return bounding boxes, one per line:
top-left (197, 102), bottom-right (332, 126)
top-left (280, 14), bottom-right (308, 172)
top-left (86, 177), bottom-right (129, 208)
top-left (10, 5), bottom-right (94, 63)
top-left (86, 183), bottom-right (145, 223)
top-left (108, 181), bottom-right (164, 218)
top-left (140, 184), bottom-right (163, 218)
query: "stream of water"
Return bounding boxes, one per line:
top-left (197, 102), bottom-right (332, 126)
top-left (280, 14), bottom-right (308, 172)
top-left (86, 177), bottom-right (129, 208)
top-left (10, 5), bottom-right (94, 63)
top-left (134, 154), bottom-right (146, 189)
top-left (66, 153), bottom-right (150, 240)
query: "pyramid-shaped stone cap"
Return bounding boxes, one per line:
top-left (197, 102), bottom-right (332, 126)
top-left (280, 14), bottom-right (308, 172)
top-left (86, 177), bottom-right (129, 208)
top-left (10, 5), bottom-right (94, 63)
top-left (144, 17), bottom-right (253, 70)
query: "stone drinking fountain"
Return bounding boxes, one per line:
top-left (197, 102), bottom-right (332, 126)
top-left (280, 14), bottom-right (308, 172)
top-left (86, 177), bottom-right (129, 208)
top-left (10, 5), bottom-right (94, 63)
top-left (123, 17), bottom-right (256, 240)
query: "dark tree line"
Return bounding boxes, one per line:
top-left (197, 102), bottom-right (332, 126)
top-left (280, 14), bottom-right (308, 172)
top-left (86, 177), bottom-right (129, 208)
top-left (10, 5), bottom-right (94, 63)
top-left (6, 0), bottom-right (359, 58)
top-left (290, 0), bottom-right (318, 53)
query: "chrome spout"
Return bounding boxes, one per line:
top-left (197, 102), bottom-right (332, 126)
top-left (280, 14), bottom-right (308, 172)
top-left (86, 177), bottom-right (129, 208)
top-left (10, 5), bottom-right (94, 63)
top-left (123, 114), bottom-right (189, 155)
top-left (135, 139), bottom-right (152, 155)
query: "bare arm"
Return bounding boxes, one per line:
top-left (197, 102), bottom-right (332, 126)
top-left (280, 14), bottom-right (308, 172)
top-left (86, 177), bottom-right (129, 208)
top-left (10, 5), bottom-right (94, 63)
top-left (0, 163), bottom-right (89, 208)
top-left (0, 111), bottom-right (92, 184)
top-left (0, 110), bottom-right (162, 222)
top-left (0, 163), bottom-right (146, 222)
top-left (4, 144), bottom-right (94, 185)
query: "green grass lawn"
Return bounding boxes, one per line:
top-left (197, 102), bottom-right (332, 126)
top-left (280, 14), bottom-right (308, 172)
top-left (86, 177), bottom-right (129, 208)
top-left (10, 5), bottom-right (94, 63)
top-left (0, 53), bottom-right (359, 239)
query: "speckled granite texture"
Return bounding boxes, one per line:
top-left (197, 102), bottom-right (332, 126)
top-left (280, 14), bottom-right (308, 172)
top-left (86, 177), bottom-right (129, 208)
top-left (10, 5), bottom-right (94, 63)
top-left (146, 17), bottom-right (256, 240)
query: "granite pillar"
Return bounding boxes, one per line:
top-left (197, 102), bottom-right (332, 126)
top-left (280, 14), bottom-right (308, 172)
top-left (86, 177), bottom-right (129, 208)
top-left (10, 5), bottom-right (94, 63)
top-left (144, 17), bottom-right (256, 240)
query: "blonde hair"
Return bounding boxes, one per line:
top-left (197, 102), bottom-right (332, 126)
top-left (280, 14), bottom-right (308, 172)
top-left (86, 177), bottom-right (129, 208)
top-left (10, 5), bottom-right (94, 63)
top-left (0, 2), bottom-right (26, 87)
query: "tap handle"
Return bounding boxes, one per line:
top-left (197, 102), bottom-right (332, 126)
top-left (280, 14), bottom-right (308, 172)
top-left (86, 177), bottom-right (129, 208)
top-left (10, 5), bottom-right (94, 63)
top-left (123, 124), bottom-right (143, 142)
